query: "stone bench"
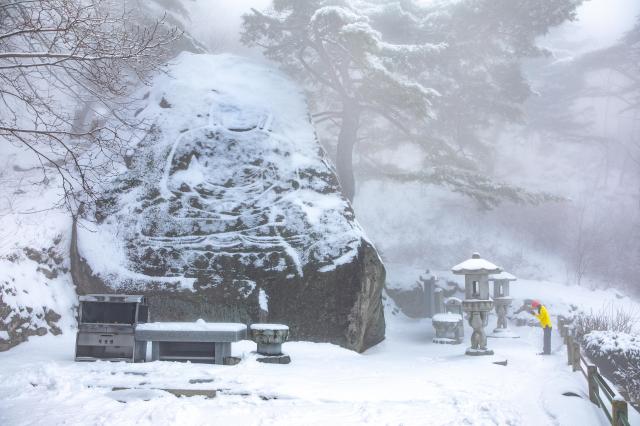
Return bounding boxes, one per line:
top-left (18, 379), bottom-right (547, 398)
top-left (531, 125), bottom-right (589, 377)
top-left (135, 320), bottom-right (247, 365)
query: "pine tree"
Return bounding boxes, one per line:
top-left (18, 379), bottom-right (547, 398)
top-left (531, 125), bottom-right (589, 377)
top-left (242, 0), bottom-right (584, 203)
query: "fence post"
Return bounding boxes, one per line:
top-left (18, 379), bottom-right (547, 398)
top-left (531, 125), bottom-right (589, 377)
top-left (572, 341), bottom-right (580, 372)
top-left (558, 316), bottom-right (566, 337)
top-left (566, 325), bottom-right (574, 344)
top-left (567, 334), bottom-right (574, 366)
top-left (612, 397), bottom-right (628, 426)
top-left (587, 365), bottom-right (600, 406)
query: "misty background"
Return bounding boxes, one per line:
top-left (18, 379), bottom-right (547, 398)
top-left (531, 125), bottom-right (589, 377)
top-left (5, 0), bottom-right (639, 296)
top-left (144, 0), bottom-right (640, 296)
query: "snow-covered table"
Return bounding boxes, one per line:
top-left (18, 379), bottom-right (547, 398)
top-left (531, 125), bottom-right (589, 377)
top-left (135, 320), bottom-right (247, 364)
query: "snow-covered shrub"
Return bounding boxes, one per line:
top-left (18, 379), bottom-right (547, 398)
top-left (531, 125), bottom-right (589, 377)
top-left (618, 358), bottom-right (640, 406)
top-left (572, 303), bottom-right (637, 340)
top-left (583, 331), bottom-right (640, 407)
top-left (573, 305), bottom-right (640, 407)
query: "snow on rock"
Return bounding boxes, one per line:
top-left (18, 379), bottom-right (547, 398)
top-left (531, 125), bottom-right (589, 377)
top-left (258, 288), bottom-right (269, 312)
top-left (0, 208), bottom-right (77, 351)
top-left (0, 139), bottom-right (80, 352)
top-left (72, 53), bottom-right (385, 352)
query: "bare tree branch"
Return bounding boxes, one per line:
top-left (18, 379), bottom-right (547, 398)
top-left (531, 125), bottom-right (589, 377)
top-left (0, 0), bottom-right (181, 211)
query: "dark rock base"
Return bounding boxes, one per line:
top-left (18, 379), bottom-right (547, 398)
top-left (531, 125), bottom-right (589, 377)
top-left (256, 354), bottom-right (291, 364)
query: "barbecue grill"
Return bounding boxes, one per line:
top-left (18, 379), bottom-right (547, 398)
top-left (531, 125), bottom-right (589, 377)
top-left (75, 294), bottom-right (149, 362)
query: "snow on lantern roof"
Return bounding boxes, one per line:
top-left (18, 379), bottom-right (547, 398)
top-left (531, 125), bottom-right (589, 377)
top-left (451, 252), bottom-right (502, 275)
top-left (490, 271), bottom-right (517, 281)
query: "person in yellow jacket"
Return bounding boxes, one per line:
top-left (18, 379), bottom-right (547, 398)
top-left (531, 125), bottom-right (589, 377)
top-left (531, 300), bottom-right (552, 354)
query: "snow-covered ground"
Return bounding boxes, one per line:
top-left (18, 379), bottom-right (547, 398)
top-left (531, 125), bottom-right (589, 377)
top-left (2, 287), bottom-right (636, 426)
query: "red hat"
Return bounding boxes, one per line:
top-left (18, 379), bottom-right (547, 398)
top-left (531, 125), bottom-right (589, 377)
top-left (531, 300), bottom-right (541, 308)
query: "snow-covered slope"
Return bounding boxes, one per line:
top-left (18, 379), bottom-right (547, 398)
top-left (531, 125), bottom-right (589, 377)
top-left (0, 147), bottom-right (77, 351)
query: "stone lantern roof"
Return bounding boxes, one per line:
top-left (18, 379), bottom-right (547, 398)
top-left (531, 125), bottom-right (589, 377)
top-left (451, 252), bottom-right (501, 275)
top-left (490, 271), bottom-right (517, 281)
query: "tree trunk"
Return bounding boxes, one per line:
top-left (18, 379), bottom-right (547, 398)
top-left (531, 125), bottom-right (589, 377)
top-left (336, 104), bottom-right (360, 201)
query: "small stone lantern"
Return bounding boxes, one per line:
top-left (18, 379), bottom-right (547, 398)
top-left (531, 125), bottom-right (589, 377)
top-left (489, 271), bottom-right (519, 338)
top-left (452, 252), bottom-right (501, 356)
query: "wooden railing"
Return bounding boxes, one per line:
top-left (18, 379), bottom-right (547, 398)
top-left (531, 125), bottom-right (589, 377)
top-left (557, 316), bottom-right (631, 426)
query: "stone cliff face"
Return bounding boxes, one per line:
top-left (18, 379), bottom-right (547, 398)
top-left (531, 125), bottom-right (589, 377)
top-left (71, 53), bottom-right (385, 352)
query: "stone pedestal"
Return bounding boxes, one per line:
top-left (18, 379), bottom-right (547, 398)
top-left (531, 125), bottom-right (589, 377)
top-left (250, 324), bottom-right (291, 364)
top-left (462, 299), bottom-right (494, 356)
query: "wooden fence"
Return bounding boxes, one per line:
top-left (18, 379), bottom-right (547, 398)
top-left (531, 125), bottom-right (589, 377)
top-left (557, 316), bottom-right (631, 426)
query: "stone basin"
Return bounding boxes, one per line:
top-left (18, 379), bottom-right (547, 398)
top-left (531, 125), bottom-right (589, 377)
top-left (250, 324), bottom-right (289, 356)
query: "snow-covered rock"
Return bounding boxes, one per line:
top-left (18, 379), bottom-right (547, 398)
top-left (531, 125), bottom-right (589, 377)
top-left (71, 53), bottom-right (385, 352)
top-left (0, 234), bottom-right (76, 351)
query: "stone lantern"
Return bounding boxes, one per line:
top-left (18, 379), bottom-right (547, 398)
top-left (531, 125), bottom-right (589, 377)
top-left (452, 252), bottom-right (501, 356)
top-left (489, 271), bottom-right (518, 338)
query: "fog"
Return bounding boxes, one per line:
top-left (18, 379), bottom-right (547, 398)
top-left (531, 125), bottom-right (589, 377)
top-left (174, 0), bottom-right (640, 56)
top-left (148, 0), bottom-right (639, 296)
top-left (3, 2), bottom-right (639, 418)
top-left (543, 0), bottom-right (640, 55)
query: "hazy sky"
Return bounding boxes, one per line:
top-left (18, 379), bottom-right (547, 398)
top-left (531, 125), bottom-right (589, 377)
top-left (186, 0), bottom-right (270, 52)
top-left (540, 0), bottom-right (640, 57)
top-left (182, 0), bottom-right (640, 58)
top-left (194, 0), bottom-right (639, 57)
